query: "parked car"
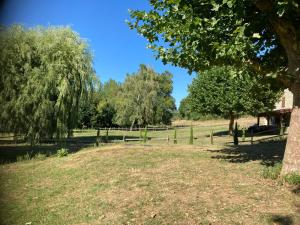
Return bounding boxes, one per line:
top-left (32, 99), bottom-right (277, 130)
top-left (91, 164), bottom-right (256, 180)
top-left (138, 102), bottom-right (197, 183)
top-left (247, 124), bottom-right (277, 133)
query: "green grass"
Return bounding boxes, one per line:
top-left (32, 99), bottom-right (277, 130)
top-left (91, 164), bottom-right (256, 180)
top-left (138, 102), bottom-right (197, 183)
top-left (0, 118), bottom-right (298, 224)
top-left (262, 163), bottom-right (283, 180)
top-left (0, 143), bottom-right (299, 225)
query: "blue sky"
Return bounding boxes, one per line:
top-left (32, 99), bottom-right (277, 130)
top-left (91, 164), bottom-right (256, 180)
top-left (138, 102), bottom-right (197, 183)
top-left (0, 0), bottom-right (195, 107)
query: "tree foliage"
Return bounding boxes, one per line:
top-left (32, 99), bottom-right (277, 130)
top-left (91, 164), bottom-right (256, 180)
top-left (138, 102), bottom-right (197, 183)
top-left (189, 66), bottom-right (282, 117)
top-left (77, 77), bottom-right (101, 128)
top-left (128, 0), bottom-right (298, 83)
top-left (0, 25), bottom-right (94, 141)
top-left (78, 78), bottom-right (121, 128)
top-left (188, 66), bottom-right (282, 133)
top-left (97, 79), bottom-right (122, 126)
top-left (128, 0), bottom-right (300, 173)
top-left (178, 97), bottom-right (201, 120)
top-left (116, 64), bottom-right (176, 126)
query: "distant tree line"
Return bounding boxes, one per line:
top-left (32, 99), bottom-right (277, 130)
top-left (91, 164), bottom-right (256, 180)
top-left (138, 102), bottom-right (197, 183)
top-left (78, 65), bottom-right (176, 129)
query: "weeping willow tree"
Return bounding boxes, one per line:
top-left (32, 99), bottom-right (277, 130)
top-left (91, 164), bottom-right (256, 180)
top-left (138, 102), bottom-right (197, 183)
top-left (116, 64), bottom-right (175, 127)
top-left (0, 25), bottom-right (95, 143)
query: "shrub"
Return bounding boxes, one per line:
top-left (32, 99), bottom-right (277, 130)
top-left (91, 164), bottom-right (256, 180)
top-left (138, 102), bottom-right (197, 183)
top-left (283, 173), bottom-right (300, 185)
top-left (57, 148), bottom-right (69, 157)
top-left (262, 163), bottom-right (282, 180)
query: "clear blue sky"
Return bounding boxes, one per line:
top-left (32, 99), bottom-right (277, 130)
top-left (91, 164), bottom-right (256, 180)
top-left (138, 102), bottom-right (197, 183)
top-left (0, 0), bottom-right (195, 107)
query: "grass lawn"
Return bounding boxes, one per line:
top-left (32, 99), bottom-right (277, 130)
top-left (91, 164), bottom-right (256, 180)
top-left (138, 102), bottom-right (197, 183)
top-left (0, 141), bottom-right (299, 225)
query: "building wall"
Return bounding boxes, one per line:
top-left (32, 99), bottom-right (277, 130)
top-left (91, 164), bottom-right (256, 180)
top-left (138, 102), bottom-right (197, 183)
top-left (260, 89), bottom-right (293, 126)
top-left (274, 89), bottom-right (293, 110)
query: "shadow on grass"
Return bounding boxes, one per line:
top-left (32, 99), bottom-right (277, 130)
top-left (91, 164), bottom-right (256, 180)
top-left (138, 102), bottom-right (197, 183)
top-left (292, 185), bottom-right (300, 195)
top-left (206, 130), bottom-right (229, 137)
top-left (205, 129), bottom-right (280, 137)
top-left (208, 140), bottom-right (286, 166)
top-left (269, 215), bottom-right (294, 225)
top-left (0, 135), bottom-right (139, 164)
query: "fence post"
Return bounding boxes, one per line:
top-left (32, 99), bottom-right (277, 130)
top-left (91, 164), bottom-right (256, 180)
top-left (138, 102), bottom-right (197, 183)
top-left (280, 125), bottom-right (284, 136)
top-left (105, 128), bottom-right (109, 143)
top-left (233, 122), bottom-right (239, 146)
top-left (242, 127), bottom-right (246, 142)
top-left (210, 130), bottom-right (214, 145)
top-left (250, 129), bottom-right (253, 145)
top-left (189, 126), bottom-right (193, 145)
top-left (174, 128), bottom-right (177, 144)
top-left (143, 126), bottom-right (148, 143)
top-left (167, 135), bottom-right (170, 144)
top-left (140, 128), bottom-right (143, 143)
top-left (96, 129), bottom-right (100, 147)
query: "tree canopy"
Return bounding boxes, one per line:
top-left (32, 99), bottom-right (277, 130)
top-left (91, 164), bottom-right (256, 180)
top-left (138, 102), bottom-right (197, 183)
top-left (0, 25), bottom-right (95, 142)
top-left (128, 0), bottom-right (298, 83)
top-left (128, 0), bottom-right (300, 174)
top-left (116, 64), bottom-right (176, 127)
top-left (188, 66), bottom-right (282, 133)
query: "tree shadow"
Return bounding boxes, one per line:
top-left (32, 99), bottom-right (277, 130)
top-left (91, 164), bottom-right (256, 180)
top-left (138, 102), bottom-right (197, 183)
top-left (0, 141), bottom-right (88, 164)
top-left (292, 185), bottom-right (300, 195)
top-left (208, 140), bottom-right (286, 166)
top-left (269, 215), bottom-right (294, 225)
top-left (0, 135), bottom-right (139, 164)
top-left (205, 129), bottom-right (279, 137)
top-left (206, 130), bottom-right (229, 137)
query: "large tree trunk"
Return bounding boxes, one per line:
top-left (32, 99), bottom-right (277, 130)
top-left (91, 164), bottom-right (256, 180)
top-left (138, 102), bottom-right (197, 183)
top-left (228, 113), bottom-right (234, 136)
top-left (268, 15), bottom-right (300, 175)
top-left (255, 1), bottom-right (300, 174)
top-left (281, 82), bottom-right (300, 175)
top-left (275, 27), bottom-right (300, 175)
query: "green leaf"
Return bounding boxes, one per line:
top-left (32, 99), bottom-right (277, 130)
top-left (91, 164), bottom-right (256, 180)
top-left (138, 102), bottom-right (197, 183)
top-left (252, 33), bottom-right (261, 39)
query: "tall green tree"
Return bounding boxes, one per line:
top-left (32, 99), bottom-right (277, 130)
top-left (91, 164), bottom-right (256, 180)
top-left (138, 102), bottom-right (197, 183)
top-left (128, 0), bottom-right (300, 174)
top-left (188, 66), bottom-right (282, 134)
top-left (0, 25), bottom-right (94, 142)
top-left (99, 79), bottom-right (122, 126)
top-left (116, 64), bottom-right (175, 127)
top-left (78, 76), bottom-right (102, 128)
top-left (178, 97), bottom-right (192, 119)
top-left (153, 71), bottom-right (176, 125)
top-left (91, 101), bottom-right (116, 128)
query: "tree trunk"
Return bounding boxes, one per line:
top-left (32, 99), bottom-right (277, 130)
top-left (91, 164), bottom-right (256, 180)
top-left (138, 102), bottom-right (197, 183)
top-left (281, 82), bottom-right (300, 175)
top-left (130, 117), bottom-right (136, 131)
top-left (276, 30), bottom-right (300, 174)
top-left (257, 8), bottom-right (300, 175)
top-left (229, 113), bottom-right (234, 136)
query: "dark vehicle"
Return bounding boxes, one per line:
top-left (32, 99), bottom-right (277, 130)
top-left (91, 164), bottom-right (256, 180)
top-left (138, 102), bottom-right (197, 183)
top-left (247, 124), bottom-right (277, 134)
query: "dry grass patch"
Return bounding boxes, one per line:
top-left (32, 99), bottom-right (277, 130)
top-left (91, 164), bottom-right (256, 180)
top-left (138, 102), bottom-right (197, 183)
top-left (172, 116), bottom-right (256, 127)
top-left (0, 144), bottom-right (299, 225)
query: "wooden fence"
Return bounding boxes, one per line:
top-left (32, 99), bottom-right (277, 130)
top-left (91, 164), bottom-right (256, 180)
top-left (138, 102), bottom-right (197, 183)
top-left (0, 124), bottom-right (288, 146)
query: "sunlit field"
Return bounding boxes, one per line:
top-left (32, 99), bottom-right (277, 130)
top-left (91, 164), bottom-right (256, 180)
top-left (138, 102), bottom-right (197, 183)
top-left (0, 118), bottom-right (299, 225)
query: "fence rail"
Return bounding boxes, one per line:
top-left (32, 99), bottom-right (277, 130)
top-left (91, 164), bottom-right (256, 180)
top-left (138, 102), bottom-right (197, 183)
top-left (73, 123), bottom-right (231, 133)
top-left (1, 124), bottom-right (288, 146)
